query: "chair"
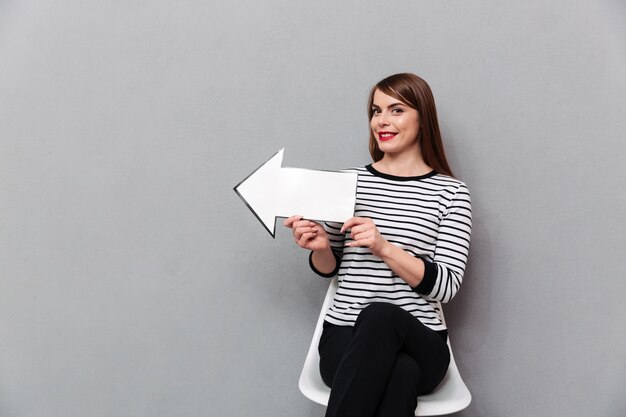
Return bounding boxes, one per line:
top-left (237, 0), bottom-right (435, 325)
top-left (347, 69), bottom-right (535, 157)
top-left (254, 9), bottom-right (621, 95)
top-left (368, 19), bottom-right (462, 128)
top-left (298, 278), bottom-right (472, 416)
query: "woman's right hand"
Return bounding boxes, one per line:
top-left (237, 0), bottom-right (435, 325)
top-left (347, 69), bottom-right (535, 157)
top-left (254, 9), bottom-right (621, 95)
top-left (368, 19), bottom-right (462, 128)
top-left (283, 215), bottom-right (330, 251)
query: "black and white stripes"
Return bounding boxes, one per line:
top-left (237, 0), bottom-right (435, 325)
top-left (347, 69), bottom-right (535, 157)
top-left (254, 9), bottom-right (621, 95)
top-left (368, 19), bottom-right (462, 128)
top-left (315, 165), bottom-right (472, 332)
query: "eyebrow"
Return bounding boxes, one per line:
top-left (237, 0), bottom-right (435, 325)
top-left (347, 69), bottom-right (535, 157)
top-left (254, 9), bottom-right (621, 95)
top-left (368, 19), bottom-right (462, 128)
top-left (371, 102), bottom-right (407, 109)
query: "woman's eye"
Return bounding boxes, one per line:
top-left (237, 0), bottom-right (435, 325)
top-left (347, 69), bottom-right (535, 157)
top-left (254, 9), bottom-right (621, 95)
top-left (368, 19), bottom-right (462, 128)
top-left (371, 108), bottom-right (381, 115)
top-left (392, 108), bottom-right (403, 114)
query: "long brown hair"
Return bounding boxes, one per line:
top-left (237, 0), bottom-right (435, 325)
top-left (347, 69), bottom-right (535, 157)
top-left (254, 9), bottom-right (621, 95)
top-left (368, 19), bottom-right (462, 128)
top-left (367, 73), bottom-right (454, 177)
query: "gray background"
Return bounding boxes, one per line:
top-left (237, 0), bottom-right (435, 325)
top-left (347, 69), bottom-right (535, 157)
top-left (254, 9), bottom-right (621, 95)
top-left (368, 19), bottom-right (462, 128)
top-left (1, 1), bottom-right (625, 416)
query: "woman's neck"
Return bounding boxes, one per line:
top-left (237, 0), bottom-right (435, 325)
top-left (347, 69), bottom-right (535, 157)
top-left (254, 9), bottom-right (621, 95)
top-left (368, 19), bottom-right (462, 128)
top-left (373, 154), bottom-right (433, 177)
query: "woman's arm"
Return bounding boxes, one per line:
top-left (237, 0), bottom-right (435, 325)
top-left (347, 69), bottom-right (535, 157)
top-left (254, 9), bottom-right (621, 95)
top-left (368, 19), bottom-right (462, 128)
top-left (341, 217), bottom-right (426, 287)
top-left (283, 215), bottom-right (339, 275)
top-left (377, 240), bottom-right (427, 288)
top-left (310, 247), bottom-right (338, 276)
top-left (342, 183), bottom-right (472, 302)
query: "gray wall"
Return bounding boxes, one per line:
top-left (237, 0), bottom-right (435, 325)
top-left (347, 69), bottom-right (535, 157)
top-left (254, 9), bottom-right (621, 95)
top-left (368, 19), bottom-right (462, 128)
top-left (1, 1), bottom-right (625, 416)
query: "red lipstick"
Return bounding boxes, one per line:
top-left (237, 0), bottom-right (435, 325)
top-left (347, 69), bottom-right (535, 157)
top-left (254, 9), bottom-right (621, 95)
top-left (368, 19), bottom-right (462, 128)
top-left (378, 131), bottom-right (397, 142)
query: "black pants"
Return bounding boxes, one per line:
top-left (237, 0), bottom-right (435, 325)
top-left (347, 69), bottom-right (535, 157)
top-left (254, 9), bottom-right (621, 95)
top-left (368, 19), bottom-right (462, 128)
top-left (318, 303), bottom-right (450, 417)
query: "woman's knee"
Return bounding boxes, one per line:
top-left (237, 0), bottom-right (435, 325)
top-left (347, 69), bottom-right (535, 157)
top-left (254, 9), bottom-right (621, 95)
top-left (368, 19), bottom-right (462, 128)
top-left (356, 302), bottom-right (402, 325)
top-left (354, 302), bottom-right (406, 337)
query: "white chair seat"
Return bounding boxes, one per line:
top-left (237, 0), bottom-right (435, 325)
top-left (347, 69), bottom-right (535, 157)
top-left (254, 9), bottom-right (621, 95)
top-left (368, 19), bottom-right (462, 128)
top-left (298, 278), bottom-right (471, 416)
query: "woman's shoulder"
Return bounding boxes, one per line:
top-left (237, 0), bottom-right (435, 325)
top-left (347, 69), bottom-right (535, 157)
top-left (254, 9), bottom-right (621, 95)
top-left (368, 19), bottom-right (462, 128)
top-left (427, 174), bottom-right (471, 212)
top-left (429, 173), bottom-right (470, 191)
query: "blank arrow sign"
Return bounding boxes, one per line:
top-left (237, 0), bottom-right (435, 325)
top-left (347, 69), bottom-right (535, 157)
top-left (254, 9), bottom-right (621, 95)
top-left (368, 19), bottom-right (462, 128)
top-left (234, 148), bottom-right (357, 237)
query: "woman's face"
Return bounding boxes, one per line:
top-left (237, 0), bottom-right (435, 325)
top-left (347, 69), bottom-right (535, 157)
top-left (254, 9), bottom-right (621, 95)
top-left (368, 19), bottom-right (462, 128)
top-left (370, 89), bottom-right (421, 158)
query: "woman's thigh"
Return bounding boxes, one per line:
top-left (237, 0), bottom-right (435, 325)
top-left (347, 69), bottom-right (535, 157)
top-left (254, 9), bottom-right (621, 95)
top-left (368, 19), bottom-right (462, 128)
top-left (318, 321), bottom-right (353, 387)
top-left (320, 303), bottom-right (450, 394)
top-left (355, 302), bottom-right (450, 394)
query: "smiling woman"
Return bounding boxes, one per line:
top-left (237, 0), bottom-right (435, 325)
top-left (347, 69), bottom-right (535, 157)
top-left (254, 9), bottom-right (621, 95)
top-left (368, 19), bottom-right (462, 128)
top-left (370, 90), bottom-right (422, 167)
top-left (284, 73), bottom-right (472, 417)
top-left (368, 73), bottom-right (454, 178)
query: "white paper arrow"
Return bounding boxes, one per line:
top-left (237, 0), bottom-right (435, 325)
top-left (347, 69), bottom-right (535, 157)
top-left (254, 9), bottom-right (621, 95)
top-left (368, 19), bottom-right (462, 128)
top-left (234, 148), bottom-right (358, 237)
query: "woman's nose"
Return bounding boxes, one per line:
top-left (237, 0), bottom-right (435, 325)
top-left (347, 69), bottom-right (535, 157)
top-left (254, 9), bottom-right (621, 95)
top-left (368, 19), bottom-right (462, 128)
top-left (377, 113), bottom-right (389, 126)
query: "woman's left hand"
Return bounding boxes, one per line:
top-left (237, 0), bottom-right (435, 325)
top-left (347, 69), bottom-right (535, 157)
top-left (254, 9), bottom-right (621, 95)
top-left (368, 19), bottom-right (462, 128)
top-left (341, 217), bottom-right (390, 258)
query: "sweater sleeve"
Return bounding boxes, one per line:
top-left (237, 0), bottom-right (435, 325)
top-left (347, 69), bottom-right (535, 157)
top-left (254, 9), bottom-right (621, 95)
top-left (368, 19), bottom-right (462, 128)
top-left (413, 182), bottom-right (472, 302)
top-left (309, 221), bottom-right (345, 278)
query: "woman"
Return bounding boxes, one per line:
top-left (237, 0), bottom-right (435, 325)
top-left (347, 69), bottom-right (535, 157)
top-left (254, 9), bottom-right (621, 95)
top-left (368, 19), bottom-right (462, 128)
top-left (284, 73), bottom-right (472, 417)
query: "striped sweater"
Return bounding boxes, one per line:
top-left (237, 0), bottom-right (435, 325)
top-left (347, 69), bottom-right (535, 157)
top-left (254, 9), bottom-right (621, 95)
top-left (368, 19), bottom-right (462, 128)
top-left (311, 164), bottom-right (472, 332)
